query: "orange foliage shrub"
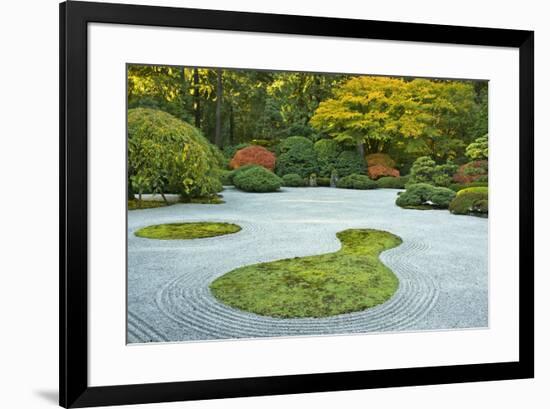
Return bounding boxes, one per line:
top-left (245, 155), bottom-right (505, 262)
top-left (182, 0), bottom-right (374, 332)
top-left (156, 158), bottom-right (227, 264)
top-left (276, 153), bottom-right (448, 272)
top-left (452, 160), bottom-right (488, 184)
top-left (367, 165), bottom-right (400, 180)
top-left (365, 153), bottom-right (396, 168)
top-left (229, 146), bottom-right (276, 171)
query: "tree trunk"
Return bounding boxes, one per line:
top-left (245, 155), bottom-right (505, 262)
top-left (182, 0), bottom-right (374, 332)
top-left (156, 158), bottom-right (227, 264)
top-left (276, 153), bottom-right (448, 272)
top-left (193, 68), bottom-right (201, 129)
top-left (180, 67), bottom-right (186, 117)
top-left (229, 103), bottom-right (234, 146)
top-left (356, 142), bottom-right (365, 158)
top-left (214, 68), bottom-right (223, 148)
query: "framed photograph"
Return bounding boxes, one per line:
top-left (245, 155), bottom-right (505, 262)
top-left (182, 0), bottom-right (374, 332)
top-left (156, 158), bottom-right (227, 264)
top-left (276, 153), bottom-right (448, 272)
top-left (60, 1), bottom-right (534, 407)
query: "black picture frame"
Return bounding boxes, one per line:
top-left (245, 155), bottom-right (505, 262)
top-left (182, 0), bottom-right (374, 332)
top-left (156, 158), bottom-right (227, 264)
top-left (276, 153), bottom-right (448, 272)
top-left (60, 1), bottom-right (534, 407)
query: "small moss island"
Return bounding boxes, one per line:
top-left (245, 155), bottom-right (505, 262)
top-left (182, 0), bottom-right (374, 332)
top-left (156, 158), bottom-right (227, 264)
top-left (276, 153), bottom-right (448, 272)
top-left (135, 222), bottom-right (241, 240)
top-left (210, 229), bottom-right (402, 318)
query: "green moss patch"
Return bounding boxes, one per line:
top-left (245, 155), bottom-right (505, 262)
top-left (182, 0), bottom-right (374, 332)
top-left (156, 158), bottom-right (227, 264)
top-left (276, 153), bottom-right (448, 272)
top-left (128, 199), bottom-right (168, 210)
top-left (135, 222), bottom-right (241, 240)
top-left (210, 229), bottom-right (402, 318)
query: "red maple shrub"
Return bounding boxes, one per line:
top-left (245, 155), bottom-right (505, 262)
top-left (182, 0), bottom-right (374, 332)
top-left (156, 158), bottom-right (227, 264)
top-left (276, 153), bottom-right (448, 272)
top-left (365, 153), bottom-right (396, 168)
top-left (367, 165), bottom-right (400, 180)
top-left (229, 145), bottom-right (276, 171)
top-left (452, 160), bottom-right (488, 184)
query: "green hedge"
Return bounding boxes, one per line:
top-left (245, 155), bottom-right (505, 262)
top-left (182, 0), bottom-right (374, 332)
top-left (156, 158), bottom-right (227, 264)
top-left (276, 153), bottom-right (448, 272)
top-left (314, 139), bottom-right (342, 177)
top-left (317, 177), bottom-right (331, 186)
top-left (233, 166), bottom-right (282, 192)
top-left (282, 173), bottom-right (307, 187)
top-left (376, 175), bottom-right (410, 189)
top-left (334, 150), bottom-right (365, 177)
top-left (336, 174), bottom-right (377, 190)
top-left (275, 136), bottom-right (319, 178)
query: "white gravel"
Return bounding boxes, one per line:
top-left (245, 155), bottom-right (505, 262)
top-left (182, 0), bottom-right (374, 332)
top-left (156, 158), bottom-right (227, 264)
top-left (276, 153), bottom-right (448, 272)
top-left (127, 187), bottom-right (488, 343)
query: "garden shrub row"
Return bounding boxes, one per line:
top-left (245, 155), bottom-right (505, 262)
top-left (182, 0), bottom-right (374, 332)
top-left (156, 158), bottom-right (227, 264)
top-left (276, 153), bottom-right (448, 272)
top-left (336, 174), bottom-right (377, 190)
top-left (282, 173), bottom-right (307, 187)
top-left (376, 175), bottom-right (409, 189)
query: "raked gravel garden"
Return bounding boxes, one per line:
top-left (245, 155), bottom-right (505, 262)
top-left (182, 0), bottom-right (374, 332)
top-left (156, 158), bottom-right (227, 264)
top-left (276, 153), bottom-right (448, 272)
top-left (127, 187), bottom-right (488, 343)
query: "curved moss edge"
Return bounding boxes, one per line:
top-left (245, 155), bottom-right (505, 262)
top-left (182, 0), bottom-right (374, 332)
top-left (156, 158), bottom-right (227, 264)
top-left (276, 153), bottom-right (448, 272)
top-left (210, 229), bottom-right (402, 318)
top-left (135, 222), bottom-right (241, 240)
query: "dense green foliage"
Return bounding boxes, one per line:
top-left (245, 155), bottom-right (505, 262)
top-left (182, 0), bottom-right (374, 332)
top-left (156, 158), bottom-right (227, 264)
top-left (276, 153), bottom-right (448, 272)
top-left (334, 150), bottom-right (365, 177)
top-left (313, 139), bottom-right (342, 177)
top-left (135, 222), bottom-right (241, 239)
top-left (210, 229), bottom-right (401, 318)
top-left (396, 183), bottom-right (456, 209)
top-left (465, 135), bottom-right (489, 160)
top-left (376, 176), bottom-right (409, 189)
top-left (408, 156), bottom-right (457, 187)
top-left (275, 137), bottom-right (319, 178)
top-left (449, 189), bottom-right (489, 216)
top-left (310, 76), bottom-right (488, 161)
top-left (277, 136), bottom-right (314, 154)
top-left (282, 173), bottom-right (306, 187)
top-left (233, 166), bottom-right (282, 192)
top-left (128, 65), bottom-right (487, 166)
top-left (336, 174), bottom-right (377, 190)
top-left (127, 108), bottom-right (222, 200)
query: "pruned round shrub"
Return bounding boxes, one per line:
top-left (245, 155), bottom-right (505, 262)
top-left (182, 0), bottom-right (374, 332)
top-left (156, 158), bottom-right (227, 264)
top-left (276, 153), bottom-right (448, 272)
top-left (367, 164), bottom-right (400, 180)
top-left (229, 145), bottom-right (276, 171)
top-left (275, 137), bottom-right (319, 178)
top-left (449, 181), bottom-right (489, 192)
top-left (314, 139), bottom-right (342, 177)
top-left (365, 153), bottom-right (396, 168)
top-left (317, 177), bottom-right (331, 186)
top-left (334, 150), bottom-right (365, 177)
top-left (465, 135), bottom-right (489, 161)
top-left (282, 173), bottom-right (306, 187)
top-left (449, 190), bottom-right (489, 216)
top-left (396, 183), bottom-right (456, 209)
top-left (376, 176), bottom-right (409, 189)
top-left (336, 174), bottom-right (377, 190)
top-left (452, 160), bottom-right (488, 184)
top-left (127, 108), bottom-right (221, 199)
top-left (457, 186), bottom-right (489, 196)
top-left (233, 166), bottom-right (282, 192)
top-left (430, 187), bottom-right (457, 208)
top-left (408, 156), bottom-right (436, 184)
top-left (277, 136), bottom-right (314, 154)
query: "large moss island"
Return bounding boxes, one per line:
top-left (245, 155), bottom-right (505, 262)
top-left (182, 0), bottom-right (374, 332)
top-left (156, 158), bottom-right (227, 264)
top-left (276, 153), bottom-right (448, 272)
top-left (210, 229), bottom-right (402, 318)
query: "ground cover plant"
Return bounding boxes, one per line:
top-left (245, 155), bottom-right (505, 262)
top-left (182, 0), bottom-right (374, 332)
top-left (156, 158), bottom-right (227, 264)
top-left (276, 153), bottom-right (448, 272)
top-left (128, 199), bottom-right (168, 210)
top-left (210, 229), bottom-right (402, 318)
top-left (135, 222), bottom-right (241, 240)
